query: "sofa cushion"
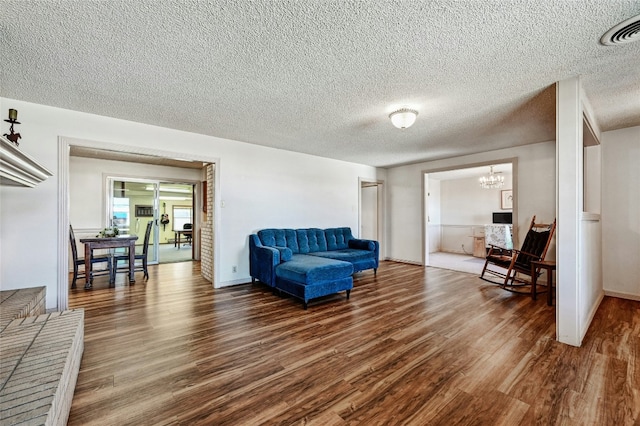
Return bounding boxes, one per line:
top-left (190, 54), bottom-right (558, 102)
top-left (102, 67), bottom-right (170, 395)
top-left (296, 229), bottom-right (327, 254)
top-left (324, 227), bottom-right (352, 250)
top-left (309, 249), bottom-right (374, 263)
top-left (349, 239), bottom-right (375, 251)
top-left (258, 229), bottom-right (299, 253)
top-left (274, 246), bottom-right (293, 262)
top-left (276, 254), bottom-right (353, 285)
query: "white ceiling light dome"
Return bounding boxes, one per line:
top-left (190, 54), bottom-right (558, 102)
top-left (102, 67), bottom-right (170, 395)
top-left (389, 108), bottom-right (418, 129)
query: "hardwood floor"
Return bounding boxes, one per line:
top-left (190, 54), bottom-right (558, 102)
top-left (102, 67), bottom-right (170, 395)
top-left (67, 261), bottom-right (640, 425)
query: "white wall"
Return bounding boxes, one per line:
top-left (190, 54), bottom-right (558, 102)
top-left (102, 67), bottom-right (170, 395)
top-left (580, 145), bottom-right (603, 337)
top-left (426, 177), bottom-right (441, 253)
top-left (440, 174), bottom-right (513, 225)
top-left (69, 156), bottom-right (202, 230)
top-left (0, 98), bottom-right (383, 309)
top-left (602, 126), bottom-right (640, 300)
top-left (580, 216), bottom-right (602, 337)
top-left (556, 77), bottom-right (607, 347)
top-left (386, 142), bottom-right (555, 265)
top-left (584, 145), bottom-right (601, 214)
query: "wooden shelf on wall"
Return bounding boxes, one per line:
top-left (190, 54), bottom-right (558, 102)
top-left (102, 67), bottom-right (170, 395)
top-left (0, 136), bottom-right (53, 187)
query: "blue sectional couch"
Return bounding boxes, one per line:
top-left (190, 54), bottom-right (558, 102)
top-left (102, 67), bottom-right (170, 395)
top-left (249, 227), bottom-right (379, 309)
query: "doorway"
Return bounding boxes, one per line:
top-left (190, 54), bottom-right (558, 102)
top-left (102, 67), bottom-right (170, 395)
top-left (59, 137), bottom-right (220, 311)
top-left (359, 179), bottom-right (384, 256)
top-left (423, 160), bottom-right (517, 274)
top-left (156, 182), bottom-right (196, 264)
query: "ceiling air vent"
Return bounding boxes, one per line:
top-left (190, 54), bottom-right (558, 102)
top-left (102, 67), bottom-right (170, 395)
top-left (600, 14), bottom-right (640, 46)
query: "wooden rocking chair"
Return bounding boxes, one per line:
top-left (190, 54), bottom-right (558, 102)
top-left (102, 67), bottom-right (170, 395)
top-left (480, 215), bottom-right (556, 293)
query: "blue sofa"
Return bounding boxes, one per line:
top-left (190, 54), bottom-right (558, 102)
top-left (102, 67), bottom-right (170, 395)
top-left (249, 227), bottom-right (379, 309)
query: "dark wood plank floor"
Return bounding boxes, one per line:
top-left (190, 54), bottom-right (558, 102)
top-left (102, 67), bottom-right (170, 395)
top-left (68, 261), bottom-right (640, 425)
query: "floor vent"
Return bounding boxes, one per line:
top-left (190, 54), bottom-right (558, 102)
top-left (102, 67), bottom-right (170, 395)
top-left (601, 14), bottom-right (640, 46)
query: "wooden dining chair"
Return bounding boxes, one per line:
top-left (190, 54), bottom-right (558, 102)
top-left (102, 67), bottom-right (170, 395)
top-left (69, 224), bottom-right (113, 289)
top-left (480, 215), bottom-right (556, 293)
top-left (112, 220), bottom-right (153, 280)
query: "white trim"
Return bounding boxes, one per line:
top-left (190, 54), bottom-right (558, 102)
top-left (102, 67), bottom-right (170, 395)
top-left (604, 290), bottom-right (640, 302)
top-left (581, 291), bottom-right (605, 342)
top-left (555, 76), bottom-right (583, 347)
top-left (386, 258), bottom-right (423, 266)
top-left (57, 136), bottom-right (222, 311)
top-left (580, 212), bottom-right (600, 221)
top-left (57, 140), bottom-right (70, 310)
top-left (219, 278), bottom-right (252, 287)
top-left (580, 87), bottom-right (602, 142)
top-left (1, 135), bottom-right (53, 187)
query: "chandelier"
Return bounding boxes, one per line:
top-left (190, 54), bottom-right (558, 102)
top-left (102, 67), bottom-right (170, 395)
top-left (479, 165), bottom-right (504, 189)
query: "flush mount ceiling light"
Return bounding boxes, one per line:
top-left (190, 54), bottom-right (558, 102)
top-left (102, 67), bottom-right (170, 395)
top-left (600, 13), bottom-right (640, 45)
top-left (389, 108), bottom-right (418, 129)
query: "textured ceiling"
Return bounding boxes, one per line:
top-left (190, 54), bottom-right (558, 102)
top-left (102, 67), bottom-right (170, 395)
top-left (2, 1), bottom-right (639, 167)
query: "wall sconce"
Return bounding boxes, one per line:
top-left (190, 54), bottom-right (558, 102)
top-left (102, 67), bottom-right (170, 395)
top-left (3, 109), bottom-right (21, 146)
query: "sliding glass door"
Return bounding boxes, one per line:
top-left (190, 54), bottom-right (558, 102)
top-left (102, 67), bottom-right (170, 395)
top-left (108, 178), bottom-right (159, 265)
top-left (108, 178), bottom-right (196, 266)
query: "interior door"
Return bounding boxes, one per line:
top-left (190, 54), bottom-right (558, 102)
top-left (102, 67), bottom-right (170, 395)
top-left (108, 178), bottom-right (159, 265)
top-left (360, 180), bottom-right (385, 258)
top-left (360, 183), bottom-right (378, 240)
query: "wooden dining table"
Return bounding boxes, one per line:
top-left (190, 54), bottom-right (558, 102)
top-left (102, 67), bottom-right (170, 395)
top-left (79, 235), bottom-right (138, 289)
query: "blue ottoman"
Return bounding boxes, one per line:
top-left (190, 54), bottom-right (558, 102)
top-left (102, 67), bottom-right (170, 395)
top-left (275, 254), bottom-right (354, 309)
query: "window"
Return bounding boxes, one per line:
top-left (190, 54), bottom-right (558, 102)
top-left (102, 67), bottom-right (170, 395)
top-left (172, 206), bottom-right (192, 231)
top-left (113, 197), bottom-right (130, 229)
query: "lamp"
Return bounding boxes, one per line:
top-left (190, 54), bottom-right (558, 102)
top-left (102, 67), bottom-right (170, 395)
top-left (389, 108), bottom-right (418, 129)
top-left (479, 165), bottom-right (504, 189)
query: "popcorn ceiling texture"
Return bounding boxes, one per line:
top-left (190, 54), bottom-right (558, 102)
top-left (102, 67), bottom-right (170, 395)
top-left (1, 1), bottom-right (638, 167)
